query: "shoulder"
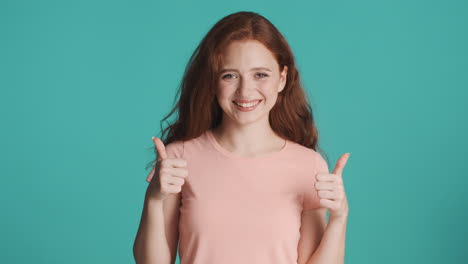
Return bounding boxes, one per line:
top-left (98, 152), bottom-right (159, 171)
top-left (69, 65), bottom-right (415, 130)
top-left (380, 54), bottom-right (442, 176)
top-left (164, 131), bottom-right (207, 160)
top-left (287, 141), bottom-right (329, 173)
top-left (287, 141), bottom-right (323, 160)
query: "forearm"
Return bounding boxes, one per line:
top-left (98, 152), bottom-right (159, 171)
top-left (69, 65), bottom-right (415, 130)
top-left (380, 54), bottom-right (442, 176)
top-left (306, 216), bottom-right (348, 264)
top-left (133, 196), bottom-right (172, 264)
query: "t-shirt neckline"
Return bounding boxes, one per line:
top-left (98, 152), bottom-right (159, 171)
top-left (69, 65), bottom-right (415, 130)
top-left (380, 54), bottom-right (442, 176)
top-left (205, 129), bottom-right (289, 161)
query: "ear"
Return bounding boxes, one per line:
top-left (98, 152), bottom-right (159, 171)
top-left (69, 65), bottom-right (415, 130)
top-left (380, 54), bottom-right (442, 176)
top-left (278, 65), bottom-right (288, 93)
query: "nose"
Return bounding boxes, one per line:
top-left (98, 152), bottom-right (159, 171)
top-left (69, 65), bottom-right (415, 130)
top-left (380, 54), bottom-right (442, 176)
top-left (235, 77), bottom-right (253, 97)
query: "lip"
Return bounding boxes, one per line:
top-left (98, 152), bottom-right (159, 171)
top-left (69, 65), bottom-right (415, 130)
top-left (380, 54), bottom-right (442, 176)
top-left (232, 99), bottom-right (262, 103)
top-left (232, 100), bottom-right (262, 112)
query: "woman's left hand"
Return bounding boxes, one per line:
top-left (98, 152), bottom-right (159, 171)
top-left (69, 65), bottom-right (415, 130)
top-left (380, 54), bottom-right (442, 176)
top-left (315, 153), bottom-right (350, 220)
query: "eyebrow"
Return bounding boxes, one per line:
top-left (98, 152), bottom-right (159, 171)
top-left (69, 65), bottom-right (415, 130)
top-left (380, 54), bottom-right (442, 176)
top-left (219, 67), bottom-right (272, 74)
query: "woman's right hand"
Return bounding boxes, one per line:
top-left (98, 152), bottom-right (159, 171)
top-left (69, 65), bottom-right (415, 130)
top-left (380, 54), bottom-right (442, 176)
top-left (146, 137), bottom-right (188, 201)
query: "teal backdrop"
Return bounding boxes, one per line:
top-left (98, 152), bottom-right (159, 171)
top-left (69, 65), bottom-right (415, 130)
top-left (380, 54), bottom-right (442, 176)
top-left (2, 0), bottom-right (467, 263)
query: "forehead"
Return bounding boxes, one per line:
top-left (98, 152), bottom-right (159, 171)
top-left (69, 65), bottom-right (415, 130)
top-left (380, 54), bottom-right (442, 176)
top-left (220, 40), bottom-right (278, 70)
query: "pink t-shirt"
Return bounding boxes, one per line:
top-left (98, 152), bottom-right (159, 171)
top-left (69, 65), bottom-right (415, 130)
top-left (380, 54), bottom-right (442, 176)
top-left (146, 129), bottom-right (329, 264)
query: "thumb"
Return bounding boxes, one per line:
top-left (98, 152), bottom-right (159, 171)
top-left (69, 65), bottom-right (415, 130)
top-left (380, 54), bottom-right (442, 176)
top-left (152, 137), bottom-right (168, 161)
top-left (332, 153), bottom-right (351, 175)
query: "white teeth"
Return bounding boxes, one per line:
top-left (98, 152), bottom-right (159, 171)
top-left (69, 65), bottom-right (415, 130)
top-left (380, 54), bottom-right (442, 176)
top-left (234, 100), bottom-right (261, 107)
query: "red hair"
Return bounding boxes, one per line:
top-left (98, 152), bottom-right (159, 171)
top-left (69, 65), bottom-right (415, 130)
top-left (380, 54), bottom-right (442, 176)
top-left (146, 11), bottom-right (328, 171)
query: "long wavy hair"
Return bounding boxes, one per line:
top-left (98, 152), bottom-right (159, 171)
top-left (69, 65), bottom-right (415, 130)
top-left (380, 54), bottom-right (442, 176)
top-left (146, 11), bottom-right (329, 171)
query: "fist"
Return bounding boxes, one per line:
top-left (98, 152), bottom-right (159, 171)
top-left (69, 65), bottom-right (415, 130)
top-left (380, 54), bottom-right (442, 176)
top-left (315, 153), bottom-right (350, 219)
top-left (146, 137), bottom-right (188, 201)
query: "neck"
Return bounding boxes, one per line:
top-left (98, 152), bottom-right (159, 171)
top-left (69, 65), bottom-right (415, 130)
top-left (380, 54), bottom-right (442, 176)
top-left (211, 122), bottom-right (285, 155)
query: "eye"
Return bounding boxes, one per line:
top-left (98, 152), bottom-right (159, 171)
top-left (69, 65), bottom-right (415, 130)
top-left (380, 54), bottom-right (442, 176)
top-left (256, 73), bottom-right (268, 78)
top-left (221, 73), bottom-right (236, 79)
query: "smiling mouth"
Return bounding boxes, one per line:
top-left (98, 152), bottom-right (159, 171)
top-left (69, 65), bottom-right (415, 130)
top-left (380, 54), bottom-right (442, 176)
top-left (232, 100), bottom-right (262, 107)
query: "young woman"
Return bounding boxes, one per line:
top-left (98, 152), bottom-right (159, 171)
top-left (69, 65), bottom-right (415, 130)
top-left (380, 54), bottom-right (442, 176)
top-left (133, 11), bottom-right (350, 264)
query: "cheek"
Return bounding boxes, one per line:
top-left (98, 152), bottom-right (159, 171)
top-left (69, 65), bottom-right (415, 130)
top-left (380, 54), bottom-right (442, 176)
top-left (215, 83), bottom-right (230, 99)
top-left (258, 83), bottom-right (279, 101)
top-left (216, 86), bottom-right (235, 108)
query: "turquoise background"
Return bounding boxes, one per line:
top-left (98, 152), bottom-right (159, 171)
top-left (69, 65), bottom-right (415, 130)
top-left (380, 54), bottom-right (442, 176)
top-left (2, 0), bottom-right (467, 263)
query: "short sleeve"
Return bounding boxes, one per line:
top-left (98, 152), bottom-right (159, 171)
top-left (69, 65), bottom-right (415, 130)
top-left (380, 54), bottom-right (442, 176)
top-left (146, 140), bottom-right (184, 183)
top-left (302, 152), bottom-right (329, 210)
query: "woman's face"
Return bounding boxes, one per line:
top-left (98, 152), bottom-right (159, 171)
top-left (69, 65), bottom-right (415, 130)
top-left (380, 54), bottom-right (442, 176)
top-left (215, 40), bottom-right (288, 127)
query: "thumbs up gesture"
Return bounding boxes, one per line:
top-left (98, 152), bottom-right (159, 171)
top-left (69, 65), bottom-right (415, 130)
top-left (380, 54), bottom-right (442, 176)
top-left (315, 153), bottom-right (350, 220)
top-left (146, 137), bottom-right (188, 201)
